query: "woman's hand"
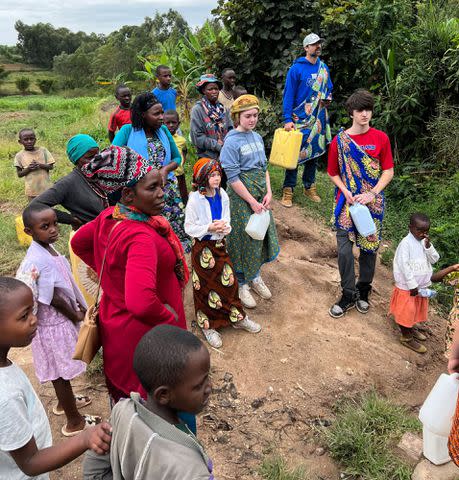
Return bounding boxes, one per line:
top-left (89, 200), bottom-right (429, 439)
top-left (159, 166), bottom-right (169, 186)
top-left (71, 216), bottom-right (83, 231)
top-left (342, 189), bottom-right (355, 205)
top-left (262, 191), bottom-right (272, 210)
top-left (250, 200), bottom-right (265, 214)
top-left (410, 287), bottom-right (419, 297)
top-left (354, 191), bottom-right (375, 205)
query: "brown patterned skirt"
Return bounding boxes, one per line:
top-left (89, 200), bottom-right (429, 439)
top-left (191, 238), bottom-right (246, 330)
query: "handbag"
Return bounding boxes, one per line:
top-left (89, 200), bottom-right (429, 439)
top-left (73, 221), bottom-right (120, 364)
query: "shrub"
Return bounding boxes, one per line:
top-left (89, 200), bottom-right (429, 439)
top-left (15, 76), bottom-right (30, 94)
top-left (36, 78), bottom-right (56, 94)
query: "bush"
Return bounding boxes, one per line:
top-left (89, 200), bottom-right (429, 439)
top-left (36, 78), bottom-right (56, 94)
top-left (15, 76), bottom-right (30, 94)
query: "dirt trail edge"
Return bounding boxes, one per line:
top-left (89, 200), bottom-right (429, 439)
top-left (10, 200), bottom-right (446, 479)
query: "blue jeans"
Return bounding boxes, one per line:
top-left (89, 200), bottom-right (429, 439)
top-left (236, 270), bottom-right (260, 286)
top-left (283, 158), bottom-right (318, 189)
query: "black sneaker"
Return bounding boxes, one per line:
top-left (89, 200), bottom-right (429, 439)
top-left (329, 295), bottom-right (356, 318)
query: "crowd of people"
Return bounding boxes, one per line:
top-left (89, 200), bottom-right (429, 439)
top-left (1, 30), bottom-right (458, 480)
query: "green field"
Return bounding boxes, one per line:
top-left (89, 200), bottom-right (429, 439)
top-left (0, 94), bottom-right (114, 274)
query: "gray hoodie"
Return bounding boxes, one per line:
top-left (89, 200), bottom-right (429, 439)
top-left (220, 129), bottom-right (267, 183)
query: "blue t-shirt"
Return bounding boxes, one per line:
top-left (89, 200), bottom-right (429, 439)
top-left (202, 191), bottom-right (222, 240)
top-left (152, 87), bottom-right (177, 111)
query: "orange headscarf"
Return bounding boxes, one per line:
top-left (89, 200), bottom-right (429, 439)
top-left (192, 158), bottom-right (222, 194)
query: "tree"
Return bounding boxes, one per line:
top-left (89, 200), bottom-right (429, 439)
top-left (15, 21), bottom-right (91, 68)
top-left (213, 0), bottom-right (320, 95)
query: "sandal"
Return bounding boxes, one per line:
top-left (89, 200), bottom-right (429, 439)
top-left (61, 414), bottom-right (101, 437)
top-left (400, 335), bottom-right (427, 354)
top-left (53, 394), bottom-right (92, 416)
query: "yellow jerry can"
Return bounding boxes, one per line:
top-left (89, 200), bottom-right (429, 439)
top-left (15, 215), bottom-right (32, 247)
top-left (269, 128), bottom-right (303, 170)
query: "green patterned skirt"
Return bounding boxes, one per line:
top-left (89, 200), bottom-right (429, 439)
top-left (226, 169), bottom-right (280, 283)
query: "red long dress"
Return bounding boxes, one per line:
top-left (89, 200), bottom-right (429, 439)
top-left (71, 207), bottom-right (186, 399)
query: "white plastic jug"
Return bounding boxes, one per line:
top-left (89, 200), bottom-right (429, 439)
top-left (245, 210), bottom-right (270, 241)
top-left (419, 373), bottom-right (459, 436)
top-left (422, 426), bottom-right (451, 465)
top-left (349, 203), bottom-right (376, 237)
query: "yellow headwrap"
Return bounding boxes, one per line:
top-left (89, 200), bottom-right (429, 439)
top-left (230, 94), bottom-right (259, 116)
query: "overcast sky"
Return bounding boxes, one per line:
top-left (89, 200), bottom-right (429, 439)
top-left (0, 0), bottom-right (218, 45)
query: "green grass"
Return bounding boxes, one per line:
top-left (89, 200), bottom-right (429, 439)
top-left (0, 70), bottom-right (55, 95)
top-left (259, 455), bottom-right (310, 480)
top-left (0, 94), bottom-right (111, 275)
top-left (323, 391), bottom-right (422, 480)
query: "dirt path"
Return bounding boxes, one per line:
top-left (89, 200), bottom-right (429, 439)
top-left (9, 201), bottom-right (447, 479)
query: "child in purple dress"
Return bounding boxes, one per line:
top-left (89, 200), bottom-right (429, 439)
top-left (16, 203), bottom-right (101, 436)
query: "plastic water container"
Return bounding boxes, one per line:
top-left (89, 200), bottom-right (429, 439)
top-left (15, 216), bottom-right (32, 247)
top-left (418, 288), bottom-right (437, 298)
top-left (422, 426), bottom-right (451, 465)
top-left (419, 373), bottom-right (459, 436)
top-left (269, 128), bottom-right (303, 170)
top-left (245, 210), bottom-right (270, 241)
top-left (349, 203), bottom-right (376, 237)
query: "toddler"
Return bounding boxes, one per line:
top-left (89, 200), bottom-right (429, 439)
top-left (14, 128), bottom-right (55, 202)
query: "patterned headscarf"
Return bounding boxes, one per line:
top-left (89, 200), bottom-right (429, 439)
top-left (192, 157), bottom-right (222, 194)
top-left (195, 73), bottom-right (222, 94)
top-left (80, 145), bottom-right (152, 193)
top-left (230, 94), bottom-right (260, 122)
top-left (66, 134), bottom-right (99, 165)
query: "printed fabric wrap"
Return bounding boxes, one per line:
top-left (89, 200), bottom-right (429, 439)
top-left (226, 169), bottom-right (280, 282)
top-left (444, 271), bottom-right (459, 358)
top-left (449, 389), bottom-right (459, 467)
top-left (333, 129), bottom-right (385, 253)
top-left (293, 61), bottom-right (332, 163)
top-left (191, 238), bottom-right (246, 330)
top-left (201, 98), bottom-right (228, 144)
top-left (112, 203), bottom-right (189, 288)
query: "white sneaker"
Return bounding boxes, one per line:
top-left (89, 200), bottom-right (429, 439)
top-left (202, 328), bottom-right (222, 348)
top-left (233, 316), bottom-right (261, 333)
top-left (239, 284), bottom-right (257, 308)
top-left (251, 276), bottom-right (272, 299)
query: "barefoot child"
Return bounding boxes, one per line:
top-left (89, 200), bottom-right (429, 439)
top-left (16, 203), bottom-right (101, 436)
top-left (83, 325), bottom-right (214, 479)
top-left (0, 277), bottom-right (111, 479)
top-left (108, 84), bottom-right (132, 142)
top-left (164, 109), bottom-right (189, 204)
top-left (390, 213), bottom-right (457, 353)
top-left (14, 128), bottom-right (55, 202)
top-left (185, 158), bottom-right (261, 348)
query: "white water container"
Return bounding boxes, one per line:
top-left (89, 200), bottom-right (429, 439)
top-left (349, 203), bottom-right (376, 237)
top-left (419, 373), bottom-right (459, 436)
top-left (245, 210), bottom-right (270, 241)
top-left (422, 426), bottom-right (451, 465)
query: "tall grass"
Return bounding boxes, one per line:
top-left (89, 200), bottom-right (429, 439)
top-left (323, 392), bottom-right (421, 480)
top-left (259, 456), bottom-right (309, 480)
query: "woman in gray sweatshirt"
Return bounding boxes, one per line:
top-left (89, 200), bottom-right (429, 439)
top-left (220, 94), bottom-right (280, 310)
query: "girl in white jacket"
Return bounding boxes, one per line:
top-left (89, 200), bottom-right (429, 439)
top-left (185, 158), bottom-right (261, 348)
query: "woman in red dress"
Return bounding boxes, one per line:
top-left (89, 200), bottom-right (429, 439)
top-left (71, 146), bottom-right (189, 404)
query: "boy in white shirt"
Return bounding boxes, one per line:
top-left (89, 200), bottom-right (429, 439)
top-left (390, 213), bottom-right (454, 353)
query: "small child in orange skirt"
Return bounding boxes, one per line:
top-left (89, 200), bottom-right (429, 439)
top-left (390, 212), bottom-right (456, 353)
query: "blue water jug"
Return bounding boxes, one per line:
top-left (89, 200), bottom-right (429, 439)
top-left (349, 203), bottom-right (376, 237)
